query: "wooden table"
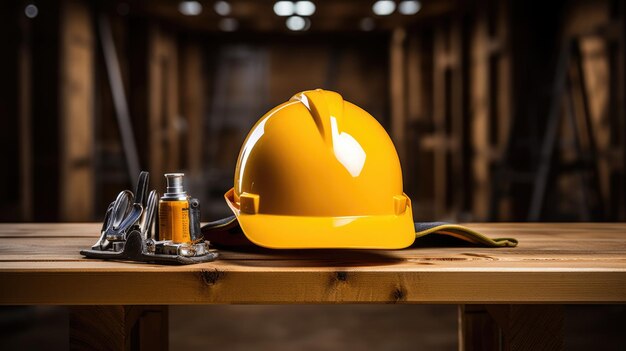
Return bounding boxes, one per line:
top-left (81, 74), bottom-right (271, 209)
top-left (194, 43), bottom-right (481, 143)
top-left (1, 223), bottom-right (625, 350)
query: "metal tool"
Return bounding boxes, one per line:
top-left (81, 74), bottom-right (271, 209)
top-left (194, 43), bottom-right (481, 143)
top-left (82, 171), bottom-right (218, 265)
top-left (91, 190), bottom-right (134, 250)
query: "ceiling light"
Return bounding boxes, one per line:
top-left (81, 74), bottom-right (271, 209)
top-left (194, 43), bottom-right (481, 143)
top-left (24, 4), bottom-right (38, 18)
top-left (372, 0), bottom-right (395, 16)
top-left (219, 18), bottom-right (238, 31)
top-left (359, 17), bottom-right (375, 31)
top-left (274, 1), bottom-right (294, 16)
top-left (178, 1), bottom-right (203, 16)
top-left (214, 1), bottom-right (231, 16)
top-left (294, 1), bottom-right (315, 16)
top-left (286, 15), bottom-right (309, 31)
top-left (398, 0), bottom-right (421, 15)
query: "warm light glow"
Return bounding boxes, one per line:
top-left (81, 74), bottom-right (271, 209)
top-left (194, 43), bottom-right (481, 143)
top-left (178, 1), bottom-right (203, 16)
top-left (294, 1), bottom-right (315, 16)
top-left (398, 0), bottom-right (421, 15)
top-left (24, 4), bottom-right (38, 18)
top-left (214, 1), bottom-right (231, 16)
top-left (286, 15), bottom-right (308, 31)
top-left (219, 18), bottom-right (238, 31)
top-left (372, 0), bottom-right (395, 16)
top-left (359, 17), bottom-right (375, 31)
top-left (273, 1), bottom-right (294, 16)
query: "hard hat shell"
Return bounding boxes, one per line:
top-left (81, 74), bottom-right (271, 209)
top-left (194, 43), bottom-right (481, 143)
top-left (224, 89), bottom-right (415, 249)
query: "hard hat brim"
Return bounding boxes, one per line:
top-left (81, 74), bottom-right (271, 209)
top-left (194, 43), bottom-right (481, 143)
top-left (224, 188), bottom-right (415, 249)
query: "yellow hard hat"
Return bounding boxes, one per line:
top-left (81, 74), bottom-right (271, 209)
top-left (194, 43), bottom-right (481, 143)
top-left (224, 89), bottom-right (415, 249)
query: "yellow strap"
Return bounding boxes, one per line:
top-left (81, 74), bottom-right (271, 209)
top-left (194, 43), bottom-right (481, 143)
top-left (415, 223), bottom-right (518, 247)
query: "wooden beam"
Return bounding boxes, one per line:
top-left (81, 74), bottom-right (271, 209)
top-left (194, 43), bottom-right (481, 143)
top-left (59, 0), bottom-right (95, 221)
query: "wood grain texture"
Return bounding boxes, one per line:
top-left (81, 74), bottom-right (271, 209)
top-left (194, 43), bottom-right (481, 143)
top-left (1, 223), bottom-right (626, 304)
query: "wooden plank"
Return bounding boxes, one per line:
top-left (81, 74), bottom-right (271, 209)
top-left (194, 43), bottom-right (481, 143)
top-left (3, 231), bottom-right (626, 262)
top-left (1, 270), bottom-right (625, 305)
top-left (4, 222), bottom-right (626, 240)
top-left (59, 0), bottom-right (95, 221)
top-left (70, 305), bottom-right (168, 350)
top-left (3, 236), bottom-right (626, 262)
top-left (1, 223), bottom-right (626, 304)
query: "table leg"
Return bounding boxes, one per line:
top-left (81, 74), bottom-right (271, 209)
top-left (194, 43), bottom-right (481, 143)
top-left (459, 304), bottom-right (564, 351)
top-left (69, 305), bottom-right (168, 351)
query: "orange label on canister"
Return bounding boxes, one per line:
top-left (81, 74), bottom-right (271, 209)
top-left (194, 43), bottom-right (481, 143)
top-left (158, 199), bottom-right (190, 243)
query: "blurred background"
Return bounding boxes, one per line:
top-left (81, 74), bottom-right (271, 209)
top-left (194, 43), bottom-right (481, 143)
top-left (1, 0), bottom-right (626, 350)
top-left (2, 0), bottom-right (626, 224)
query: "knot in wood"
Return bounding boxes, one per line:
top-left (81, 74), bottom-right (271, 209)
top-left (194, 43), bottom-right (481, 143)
top-left (391, 287), bottom-right (406, 302)
top-left (335, 271), bottom-right (348, 282)
top-left (199, 269), bottom-right (224, 286)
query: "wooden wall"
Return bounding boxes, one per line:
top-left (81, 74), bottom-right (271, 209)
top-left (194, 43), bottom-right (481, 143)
top-left (401, 0), bottom-right (626, 221)
top-left (3, 0), bottom-right (625, 222)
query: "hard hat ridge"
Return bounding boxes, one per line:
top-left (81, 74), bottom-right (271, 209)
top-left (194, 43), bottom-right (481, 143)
top-left (290, 89), bottom-right (345, 145)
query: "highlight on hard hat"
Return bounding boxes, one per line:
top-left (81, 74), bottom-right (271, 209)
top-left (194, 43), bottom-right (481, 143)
top-left (223, 89), bottom-right (416, 249)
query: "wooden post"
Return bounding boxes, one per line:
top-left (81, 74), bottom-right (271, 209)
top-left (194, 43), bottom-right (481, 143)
top-left (431, 19), bottom-right (467, 219)
top-left (459, 304), bottom-right (564, 351)
top-left (390, 27), bottom-right (407, 168)
top-left (470, 1), bottom-right (512, 221)
top-left (70, 305), bottom-right (168, 351)
top-left (148, 26), bottom-right (180, 192)
top-left (180, 42), bottom-right (204, 193)
top-left (432, 24), bottom-right (449, 219)
top-left (59, 0), bottom-right (95, 221)
top-left (18, 7), bottom-right (33, 221)
top-left (458, 305), bottom-right (501, 351)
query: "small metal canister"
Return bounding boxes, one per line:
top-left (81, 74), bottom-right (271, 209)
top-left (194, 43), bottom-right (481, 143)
top-left (158, 173), bottom-right (191, 243)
